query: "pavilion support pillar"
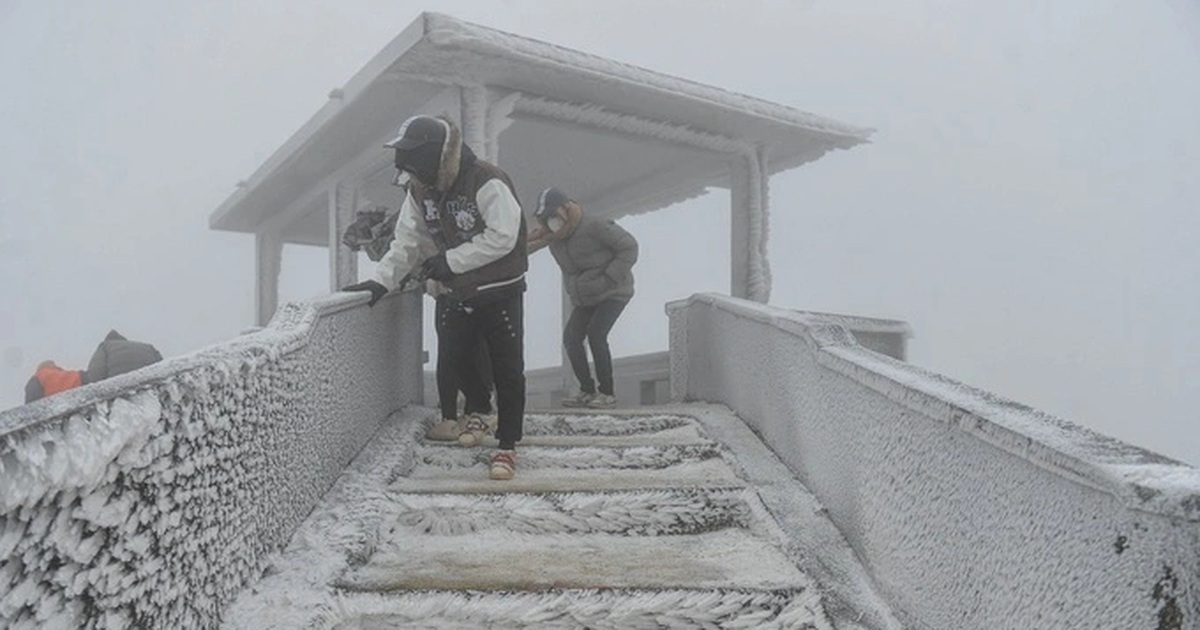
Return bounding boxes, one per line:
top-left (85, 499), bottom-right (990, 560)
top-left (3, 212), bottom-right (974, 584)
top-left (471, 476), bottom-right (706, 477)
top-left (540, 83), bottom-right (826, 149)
top-left (327, 181), bottom-right (358, 292)
top-left (461, 85), bottom-right (488, 160)
top-left (484, 89), bottom-right (519, 165)
top-left (729, 147), bottom-right (772, 303)
top-left (255, 228), bottom-right (283, 326)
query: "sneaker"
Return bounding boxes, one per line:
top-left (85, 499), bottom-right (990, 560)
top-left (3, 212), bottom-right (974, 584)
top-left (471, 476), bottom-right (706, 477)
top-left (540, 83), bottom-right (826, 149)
top-left (489, 449), bottom-right (516, 480)
top-left (425, 418), bottom-right (460, 442)
top-left (457, 414), bottom-right (492, 447)
top-left (560, 391), bottom-right (595, 408)
top-left (587, 393), bottom-right (616, 409)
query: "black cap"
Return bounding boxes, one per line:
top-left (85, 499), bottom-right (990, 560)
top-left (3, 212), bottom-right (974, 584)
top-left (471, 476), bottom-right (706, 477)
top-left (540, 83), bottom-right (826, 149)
top-left (536, 187), bottom-right (570, 222)
top-left (384, 115), bottom-right (447, 151)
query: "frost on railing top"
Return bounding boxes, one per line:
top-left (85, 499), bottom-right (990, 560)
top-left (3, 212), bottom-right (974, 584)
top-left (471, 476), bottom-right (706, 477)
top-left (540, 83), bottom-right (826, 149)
top-left (0, 294), bottom-right (359, 444)
top-left (670, 293), bottom-right (1200, 522)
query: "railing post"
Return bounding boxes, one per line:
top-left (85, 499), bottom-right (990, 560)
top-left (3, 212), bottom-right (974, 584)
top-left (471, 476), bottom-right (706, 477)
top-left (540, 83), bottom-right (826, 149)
top-left (667, 299), bottom-right (690, 402)
top-left (255, 229), bottom-right (282, 326)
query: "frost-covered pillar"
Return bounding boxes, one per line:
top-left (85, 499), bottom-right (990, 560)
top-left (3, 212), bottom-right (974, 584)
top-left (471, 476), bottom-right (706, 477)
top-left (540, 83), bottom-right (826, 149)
top-left (755, 145), bottom-right (772, 302)
top-left (484, 89), bottom-right (520, 164)
top-left (729, 147), bottom-right (771, 303)
top-left (255, 229), bottom-right (282, 326)
top-left (461, 85), bottom-right (488, 158)
top-left (327, 182), bottom-right (358, 292)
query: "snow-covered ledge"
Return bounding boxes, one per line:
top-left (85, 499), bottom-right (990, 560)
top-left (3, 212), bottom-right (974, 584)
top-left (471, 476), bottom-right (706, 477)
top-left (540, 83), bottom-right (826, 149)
top-left (0, 291), bottom-right (423, 629)
top-left (668, 293), bottom-right (1199, 630)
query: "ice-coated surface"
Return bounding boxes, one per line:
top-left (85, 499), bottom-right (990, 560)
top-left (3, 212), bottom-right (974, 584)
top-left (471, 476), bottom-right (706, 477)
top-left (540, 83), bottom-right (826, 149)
top-left (222, 407), bottom-right (868, 630)
top-left (420, 14), bottom-right (872, 141)
top-left (669, 292), bottom-right (1200, 629)
top-left (0, 291), bottom-right (423, 629)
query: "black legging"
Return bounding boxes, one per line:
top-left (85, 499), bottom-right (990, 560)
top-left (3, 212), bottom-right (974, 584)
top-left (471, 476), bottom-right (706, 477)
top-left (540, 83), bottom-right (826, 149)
top-left (435, 298), bottom-right (493, 420)
top-left (437, 294), bottom-right (525, 448)
top-left (563, 299), bottom-right (628, 396)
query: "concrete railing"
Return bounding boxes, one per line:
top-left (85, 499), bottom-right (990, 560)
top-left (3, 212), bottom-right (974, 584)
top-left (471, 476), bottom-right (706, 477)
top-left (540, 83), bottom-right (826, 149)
top-left (522, 351), bottom-right (673, 409)
top-left (524, 313), bottom-right (903, 411)
top-left (0, 292), bottom-right (423, 629)
top-left (668, 293), bottom-right (1199, 630)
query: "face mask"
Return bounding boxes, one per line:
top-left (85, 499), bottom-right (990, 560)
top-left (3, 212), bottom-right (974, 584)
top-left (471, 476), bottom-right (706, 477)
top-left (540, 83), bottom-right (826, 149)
top-left (547, 216), bottom-right (565, 232)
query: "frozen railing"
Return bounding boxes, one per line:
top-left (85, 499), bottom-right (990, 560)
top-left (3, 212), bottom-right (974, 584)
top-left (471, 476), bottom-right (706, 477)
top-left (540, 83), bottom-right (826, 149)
top-left (520, 311), bottom-right (908, 410)
top-left (0, 292), bottom-right (423, 629)
top-left (668, 293), bottom-right (1200, 629)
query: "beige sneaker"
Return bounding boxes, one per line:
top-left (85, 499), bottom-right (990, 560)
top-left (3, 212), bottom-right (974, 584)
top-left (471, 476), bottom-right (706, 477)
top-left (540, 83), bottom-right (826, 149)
top-left (587, 393), bottom-right (616, 409)
top-left (425, 417), bottom-right (460, 441)
top-left (489, 449), bottom-right (516, 480)
top-left (560, 391), bottom-right (595, 408)
top-left (457, 414), bottom-right (493, 447)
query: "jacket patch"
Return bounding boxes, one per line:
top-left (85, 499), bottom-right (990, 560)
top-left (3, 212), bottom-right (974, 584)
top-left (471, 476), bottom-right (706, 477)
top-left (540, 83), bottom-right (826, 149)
top-left (447, 198), bottom-right (479, 232)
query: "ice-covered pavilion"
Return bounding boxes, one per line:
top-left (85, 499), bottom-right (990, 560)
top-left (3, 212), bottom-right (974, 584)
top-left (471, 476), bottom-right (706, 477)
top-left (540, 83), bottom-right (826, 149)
top-left (207, 12), bottom-right (872, 326)
top-left (3, 12), bottom-right (1198, 630)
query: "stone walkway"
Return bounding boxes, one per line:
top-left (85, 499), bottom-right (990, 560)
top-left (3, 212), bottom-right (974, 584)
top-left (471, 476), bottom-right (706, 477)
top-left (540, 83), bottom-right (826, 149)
top-left (221, 406), bottom-right (896, 629)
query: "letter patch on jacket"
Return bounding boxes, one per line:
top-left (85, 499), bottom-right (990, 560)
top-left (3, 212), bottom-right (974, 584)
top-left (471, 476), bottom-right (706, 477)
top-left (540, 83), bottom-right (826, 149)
top-left (446, 198), bottom-right (480, 233)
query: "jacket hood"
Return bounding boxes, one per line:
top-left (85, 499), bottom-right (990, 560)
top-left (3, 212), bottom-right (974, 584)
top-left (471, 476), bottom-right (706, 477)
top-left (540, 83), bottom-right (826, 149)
top-left (434, 115), bottom-right (464, 191)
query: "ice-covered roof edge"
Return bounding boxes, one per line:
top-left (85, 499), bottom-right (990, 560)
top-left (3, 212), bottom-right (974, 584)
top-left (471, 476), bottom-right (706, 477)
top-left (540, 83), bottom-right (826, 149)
top-left (208, 16), bottom-right (431, 231)
top-left (669, 293), bottom-right (1200, 522)
top-left (423, 12), bottom-right (874, 143)
top-left (210, 12), bottom-right (872, 232)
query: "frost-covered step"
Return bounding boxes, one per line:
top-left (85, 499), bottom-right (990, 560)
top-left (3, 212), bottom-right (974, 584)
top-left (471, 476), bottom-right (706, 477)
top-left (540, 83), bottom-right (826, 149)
top-left (378, 487), bottom-right (753, 537)
top-left (335, 529), bottom-right (811, 593)
top-left (325, 587), bottom-right (829, 630)
top-left (425, 413), bottom-right (712, 448)
top-left (391, 444), bottom-right (742, 494)
top-left (419, 442), bottom-right (722, 470)
top-left (469, 425), bottom-right (710, 448)
top-left (517, 412), bottom-right (700, 437)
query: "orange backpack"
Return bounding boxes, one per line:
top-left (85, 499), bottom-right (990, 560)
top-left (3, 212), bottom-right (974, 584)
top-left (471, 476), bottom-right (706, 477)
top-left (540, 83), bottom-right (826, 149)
top-left (35, 363), bottom-right (83, 396)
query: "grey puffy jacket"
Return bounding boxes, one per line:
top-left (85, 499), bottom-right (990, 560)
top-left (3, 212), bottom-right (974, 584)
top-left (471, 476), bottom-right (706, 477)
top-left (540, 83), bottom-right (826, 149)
top-left (87, 330), bottom-right (163, 381)
top-left (548, 214), bottom-right (638, 307)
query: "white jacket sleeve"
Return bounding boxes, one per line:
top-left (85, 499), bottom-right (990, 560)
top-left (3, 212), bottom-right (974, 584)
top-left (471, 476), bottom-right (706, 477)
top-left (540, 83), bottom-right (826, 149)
top-left (374, 191), bottom-right (437, 289)
top-left (444, 178), bottom-right (522, 274)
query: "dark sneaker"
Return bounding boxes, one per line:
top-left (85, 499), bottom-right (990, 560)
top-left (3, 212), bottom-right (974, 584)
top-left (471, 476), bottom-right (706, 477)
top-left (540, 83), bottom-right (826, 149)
top-left (489, 450), bottom-right (516, 480)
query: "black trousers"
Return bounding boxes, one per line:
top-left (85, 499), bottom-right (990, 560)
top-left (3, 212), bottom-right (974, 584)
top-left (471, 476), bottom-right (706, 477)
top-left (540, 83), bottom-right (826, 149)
top-left (434, 298), bottom-right (493, 420)
top-left (437, 293), bottom-right (525, 447)
top-left (563, 298), bottom-right (628, 396)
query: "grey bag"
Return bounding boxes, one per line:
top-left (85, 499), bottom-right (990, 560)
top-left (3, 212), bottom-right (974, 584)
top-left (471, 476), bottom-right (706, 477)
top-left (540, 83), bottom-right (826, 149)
top-left (342, 206), bottom-right (399, 262)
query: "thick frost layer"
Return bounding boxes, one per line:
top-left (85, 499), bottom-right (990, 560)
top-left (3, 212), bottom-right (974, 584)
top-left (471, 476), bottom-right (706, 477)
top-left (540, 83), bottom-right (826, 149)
top-left (421, 13), bottom-right (873, 141)
top-left (670, 293), bottom-right (1200, 628)
top-left (0, 292), bottom-right (423, 629)
top-left (222, 408), bottom-right (880, 629)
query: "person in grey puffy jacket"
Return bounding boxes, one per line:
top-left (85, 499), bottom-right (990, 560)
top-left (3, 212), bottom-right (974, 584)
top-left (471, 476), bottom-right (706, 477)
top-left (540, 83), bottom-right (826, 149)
top-left (87, 330), bottom-right (163, 381)
top-left (529, 187), bottom-right (638, 408)
top-left (24, 330), bottom-right (161, 404)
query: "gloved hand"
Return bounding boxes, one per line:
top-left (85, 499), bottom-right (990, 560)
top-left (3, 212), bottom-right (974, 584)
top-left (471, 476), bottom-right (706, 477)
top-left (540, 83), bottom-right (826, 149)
top-left (341, 280), bottom-right (388, 307)
top-left (421, 253), bottom-right (455, 282)
top-left (424, 279), bottom-right (451, 298)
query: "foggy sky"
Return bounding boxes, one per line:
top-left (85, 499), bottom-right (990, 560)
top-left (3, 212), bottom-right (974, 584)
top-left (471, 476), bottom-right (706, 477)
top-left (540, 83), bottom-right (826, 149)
top-left (1, 0), bottom-right (1197, 465)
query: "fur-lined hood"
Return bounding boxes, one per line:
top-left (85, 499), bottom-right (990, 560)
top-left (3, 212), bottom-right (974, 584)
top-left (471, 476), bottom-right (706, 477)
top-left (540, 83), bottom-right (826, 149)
top-left (431, 115), bottom-right (464, 191)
